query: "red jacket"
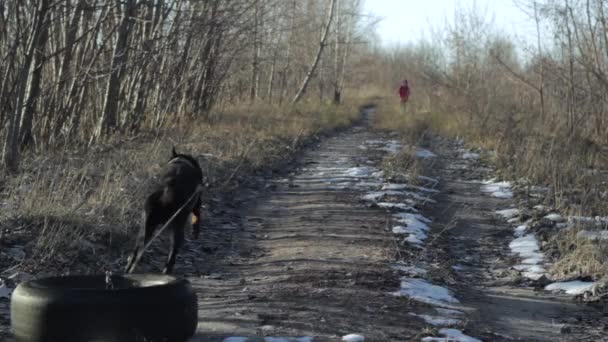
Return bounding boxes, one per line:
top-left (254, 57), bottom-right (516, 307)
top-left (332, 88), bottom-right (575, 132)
top-left (399, 85), bottom-right (410, 101)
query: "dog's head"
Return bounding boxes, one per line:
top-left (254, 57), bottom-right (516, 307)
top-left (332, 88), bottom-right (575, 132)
top-left (168, 147), bottom-right (203, 181)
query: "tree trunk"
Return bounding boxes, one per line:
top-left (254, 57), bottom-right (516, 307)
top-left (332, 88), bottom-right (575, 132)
top-left (95, 0), bottom-right (135, 140)
top-left (292, 0), bottom-right (337, 104)
top-left (3, 0), bottom-right (50, 173)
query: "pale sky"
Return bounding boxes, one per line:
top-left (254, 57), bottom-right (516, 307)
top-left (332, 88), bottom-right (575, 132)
top-left (363, 0), bottom-right (538, 48)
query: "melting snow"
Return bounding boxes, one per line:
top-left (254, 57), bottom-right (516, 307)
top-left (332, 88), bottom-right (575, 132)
top-left (544, 213), bottom-right (564, 222)
top-left (410, 313), bottom-right (461, 326)
top-left (496, 208), bottom-right (519, 219)
top-left (545, 281), bottom-right (596, 295)
top-left (393, 278), bottom-right (459, 307)
top-left (514, 224), bottom-right (528, 237)
top-left (393, 213), bottom-right (431, 244)
top-left (509, 234), bottom-right (545, 280)
top-left (416, 148), bottom-right (437, 158)
top-left (481, 180), bottom-right (513, 198)
top-left (342, 334), bottom-right (365, 342)
top-left (392, 264), bottom-right (428, 276)
top-left (422, 329), bottom-right (482, 342)
top-left (461, 152), bottom-right (480, 159)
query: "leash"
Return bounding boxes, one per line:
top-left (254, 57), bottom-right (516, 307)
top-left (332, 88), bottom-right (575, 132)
top-left (126, 184), bottom-right (204, 274)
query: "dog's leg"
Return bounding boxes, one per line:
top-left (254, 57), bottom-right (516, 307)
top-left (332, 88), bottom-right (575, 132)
top-left (163, 220), bottom-right (185, 274)
top-left (126, 211), bottom-right (155, 273)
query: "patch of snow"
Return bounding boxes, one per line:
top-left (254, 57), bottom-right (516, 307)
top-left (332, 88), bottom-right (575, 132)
top-left (514, 224), bottom-right (528, 237)
top-left (382, 183), bottom-right (439, 193)
top-left (509, 234), bottom-right (545, 280)
top-left (382, 183), bottom-right (408, 190)
top-left (481, 180), bottom-right (513, 198)
top-left (545, 280), bottom-right (597, 295)
top-left (507, 217), bottom-right (520, 224)
top-left (380, 141), bottom-right (402, 154)
top-left (461, 152), bottom-right (480, 159)
top-left (422, 329), bottom-right (482, 342)
top-left (577, 230), bottom-right (608, 241)
top-left (372, 171), bottom-right (385, 178)
top-left (342, 334), bottom-right (365, 342)
top-left (496, 208), bottom-right (519, 219)
top-left (377, 202), bottom-right (416, 211)
top-left (361, 190), bottom-right (404, 202)
top-left (344, 166), bottom-right (375, 177)
top-left (393, 278), bottom-right (459, 307)
top-left (544, 213), bottom-right (564, 222)
top-left (410, 313), bottom-right (461, 326)
top-left (223, 338), bottom-right (248, 342)
top-left (393, 213), bottom-right (432, 244)
top-left (416, 148), bottom-right (437, 158)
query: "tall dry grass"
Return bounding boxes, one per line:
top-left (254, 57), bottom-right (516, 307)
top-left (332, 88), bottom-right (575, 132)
top-left (0, 101), bottom-right (361, 273)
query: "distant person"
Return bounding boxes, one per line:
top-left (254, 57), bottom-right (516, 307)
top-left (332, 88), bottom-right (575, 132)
top-left (398, 79), bottom-right (410, 113)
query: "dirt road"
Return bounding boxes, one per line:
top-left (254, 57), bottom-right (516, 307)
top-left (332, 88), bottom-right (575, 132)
top-left (182, 110), bottom-right (605, 341)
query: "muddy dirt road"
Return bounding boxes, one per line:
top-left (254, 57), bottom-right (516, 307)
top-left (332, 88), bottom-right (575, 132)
top-left (183, 110), bottom-right (605, 341)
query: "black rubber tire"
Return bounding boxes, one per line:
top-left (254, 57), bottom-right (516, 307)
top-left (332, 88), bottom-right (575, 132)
top-left (10, 274), bottom-right (197, 342)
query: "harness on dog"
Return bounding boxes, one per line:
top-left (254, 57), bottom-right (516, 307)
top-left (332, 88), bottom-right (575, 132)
top-left (168, 156), bottom-right (197, 169)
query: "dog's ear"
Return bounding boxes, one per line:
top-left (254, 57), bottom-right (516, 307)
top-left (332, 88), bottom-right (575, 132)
top-left (171, 146), bottom-right (178, 158)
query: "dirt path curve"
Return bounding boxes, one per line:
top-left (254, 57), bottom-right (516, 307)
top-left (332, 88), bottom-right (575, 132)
top-left (426, 136), bottom-right (604, 342)
top-left (189, 112), bottom-right (426, 341)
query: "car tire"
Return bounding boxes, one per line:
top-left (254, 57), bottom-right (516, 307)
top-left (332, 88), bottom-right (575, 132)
top-left (11, 274), bottom-right (197, 342)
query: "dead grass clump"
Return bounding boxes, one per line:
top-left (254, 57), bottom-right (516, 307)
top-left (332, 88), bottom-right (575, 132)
top-left (548, 228), bottom-right (608, 281)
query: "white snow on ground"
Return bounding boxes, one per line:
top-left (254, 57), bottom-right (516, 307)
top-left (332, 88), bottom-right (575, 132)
top-left (392, 263), bottom-right (428, 276)
top-left (481, 179), bottom-right (513, 198)
top-left (514, 224), bottom-right (528, 237)
top-left (544, 213), bottom-right (564, 222)
top-left (461, 152), bottom-right (480, 159)
top-left (342, 334), bottom-right (365, 342)
top-left (392, 213), bottom-right (432, 245)
top-left (380, 141), bottom-right (402, 154)
top-left (509, 234), bottom-right (545, 280)
top-left (410, 313), bottom-right (461, 326)
top-left (545, 281), bottom-right (597, 295)
top-left (577, 230), bottom-right (608, 241)
top-left (415, 148), bottom-right (437, 158)
top-left (377, 202), bottom-right (417, 211)
top-left (344, 166), bottom-right (375, 177)
top-left (496, 208), bottom-right (519, 219)
top-left (223, 338), bottom-right (313, 342)
top-left (361, 190), bottom-right (404, 201)
top-left (393, 278), bottom-right (459, 307)
top-left (422, 329), bottom-right (482, 342)
top-left (381, 183), bottom-right (439, 193)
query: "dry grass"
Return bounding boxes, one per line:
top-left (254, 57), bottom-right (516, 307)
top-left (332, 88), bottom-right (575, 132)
top-left (548, 228), bottom-right (608, 281)
top-left (0, 101), bottom-right (362, 274)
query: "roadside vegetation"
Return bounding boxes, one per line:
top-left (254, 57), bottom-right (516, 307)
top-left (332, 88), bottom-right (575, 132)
top-left (0, 0), bottom-right (371, 274)
top-left (365, 1), bottom-right (608, 282)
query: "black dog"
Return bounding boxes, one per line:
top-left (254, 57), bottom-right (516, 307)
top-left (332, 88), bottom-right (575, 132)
top-left (126, 148), bottom-right (203, 274)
